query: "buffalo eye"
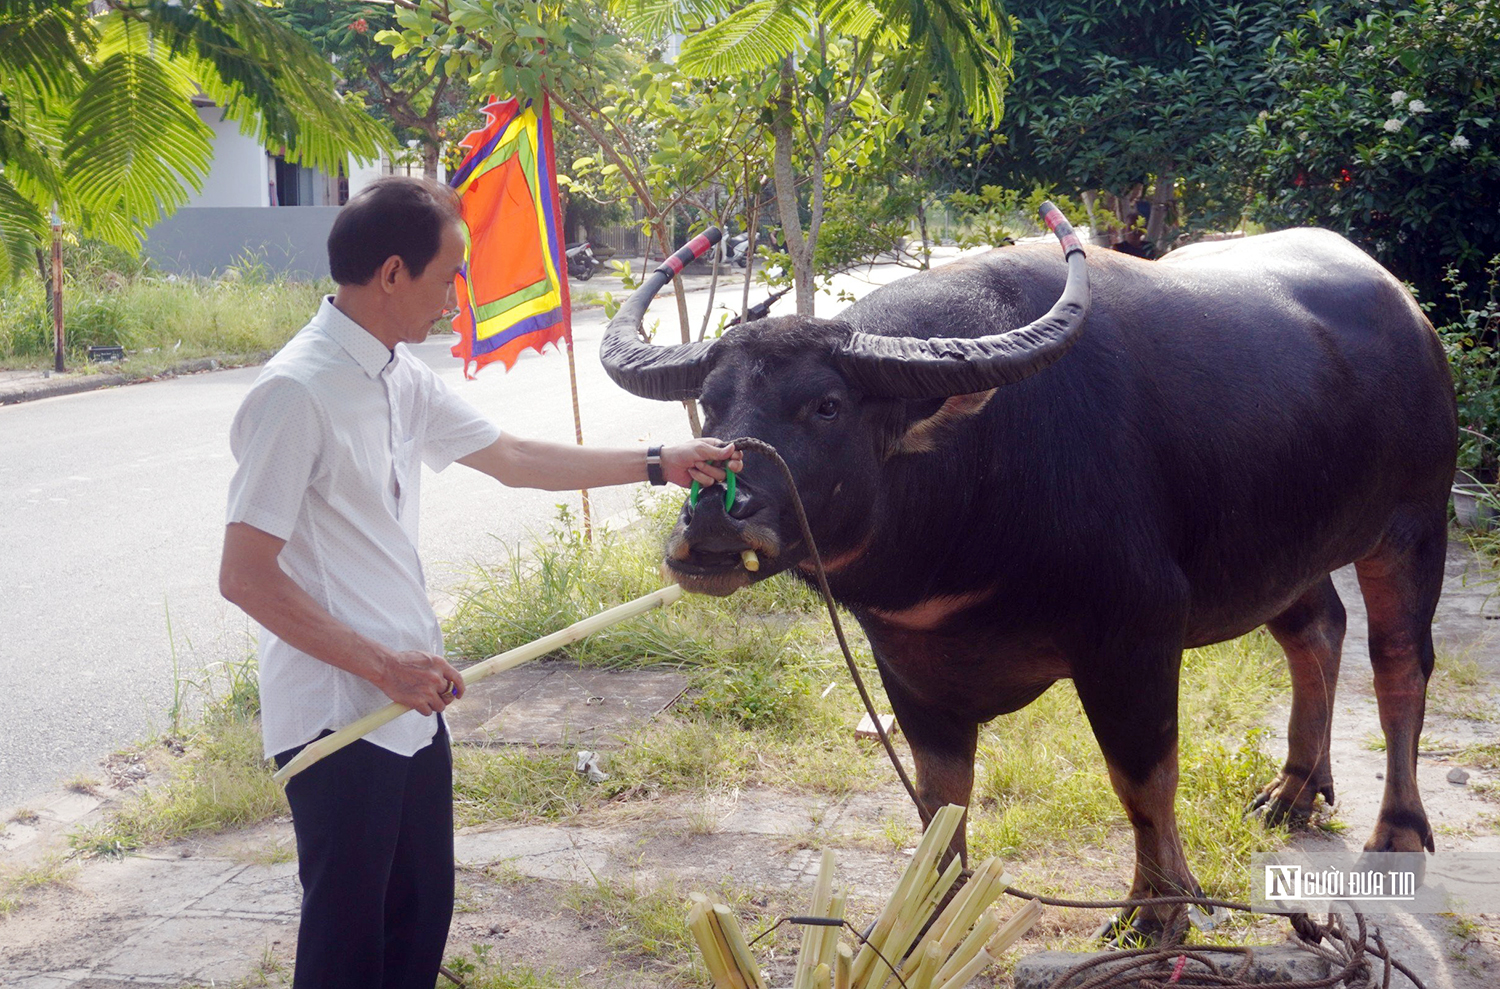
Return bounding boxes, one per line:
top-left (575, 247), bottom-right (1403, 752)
top-left (816, 397), bottom-right (840, 420)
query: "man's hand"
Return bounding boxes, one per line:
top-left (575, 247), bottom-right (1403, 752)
top-left (662, 439), bottom-right (742, 488)
top-left (374, 651), bottom-right (466, 716)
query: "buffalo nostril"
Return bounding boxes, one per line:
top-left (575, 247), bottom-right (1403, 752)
top-left (728, 489), bottom-right (760, 520)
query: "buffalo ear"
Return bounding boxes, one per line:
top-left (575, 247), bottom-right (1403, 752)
top-left (889, 389), bottom-right (997, 456)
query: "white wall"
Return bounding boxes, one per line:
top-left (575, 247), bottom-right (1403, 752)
top-left (185, 106), bottom-right (268, 208)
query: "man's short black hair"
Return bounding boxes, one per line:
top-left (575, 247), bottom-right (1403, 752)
top-left (327, 176), bottom-right (463, 286)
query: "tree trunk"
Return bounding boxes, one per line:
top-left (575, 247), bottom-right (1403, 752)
top-left (422, 142), bottom-right (439, 180)
top-left (36, 248), bottom-right (53, 325)
top-left (915, 196), bottom-right (931, 269)
top-left (772, 61), bottom-right (816, 316)
top-left (1147, 170), bottom-right (1175, 254)
top-left (655, 222), bottom-right (702, 437)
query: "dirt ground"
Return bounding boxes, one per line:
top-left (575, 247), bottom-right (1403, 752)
top-left (3, 543), bottom-right (1499, 988)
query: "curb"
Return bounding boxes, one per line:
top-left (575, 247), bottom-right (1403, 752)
top-left (0, 373), bottom-right (126, 406)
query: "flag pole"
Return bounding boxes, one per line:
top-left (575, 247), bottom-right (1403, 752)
top-left (542, 91), bottom-right (592, 541)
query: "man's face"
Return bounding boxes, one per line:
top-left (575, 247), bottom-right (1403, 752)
top-left (393, 222), bottom-right (465, 346)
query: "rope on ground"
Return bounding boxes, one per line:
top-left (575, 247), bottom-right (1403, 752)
top-left (731, 437), bottom-right (1430, 989)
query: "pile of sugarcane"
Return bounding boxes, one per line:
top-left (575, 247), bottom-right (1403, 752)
top-left (687, 805), bottom-right (1043, 989)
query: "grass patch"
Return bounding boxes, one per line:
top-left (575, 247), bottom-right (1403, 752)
top-left (442, 948), bottom-right (583, 989)
top-left (1429, 653), bottom-right (1497, 722)
top-left (70, 656), bottom-right (286, 857)
top-left (0, 854), bottom-right (78, 919)
top-left (564, 875), bottom-right (697, 964)
top-left (0, 242), bottom-right (330, 373)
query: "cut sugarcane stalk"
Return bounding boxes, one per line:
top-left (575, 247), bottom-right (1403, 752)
top-left (714, 904), bottom-right (768, 989)
top-left (850, 804), bottom-right (964, 987)
top-left (272, 585), bottom-right (685, 783)
top-left (817, 890), bottom-right (845, 976)
top-left (902, 856), bottom-right (997, 981)
top-left (834, 944), bottom-right (853, 989)
top-left (796, 849), bottom-right (838, 989)
top-left (811, 963), bottom-right (831, 989)
top-left (987, 897), bottom-right (1043, 956)
top-left (741, 549), bottom-right (760, 571)
top-left (689, 901), bottom-right (739, 989)
top-left (706, 904), bottom-right (749, 989)
top-left (909, 940), bottom-right (944, 989)
top-left (932, 909), bottom-right (1002, 987)
top-left (931, 899), bottom-right (1043, 989)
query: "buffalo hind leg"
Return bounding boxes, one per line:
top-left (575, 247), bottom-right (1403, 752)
top-left (1355, 514), bottom-right (1444, 855)
top-left (1073, 644), bottom-right (1198, 946)
top-left (1250, 575), bottom-right (1345, 825)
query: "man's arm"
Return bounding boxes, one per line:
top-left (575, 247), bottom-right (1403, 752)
top-left (218, 522), bottom-right (464, 716)
top-left (458, 434), bottom-right (742, 490)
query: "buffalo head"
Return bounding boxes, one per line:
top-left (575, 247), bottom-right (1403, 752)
top-left (601, 206), bottom-right (1090, 596)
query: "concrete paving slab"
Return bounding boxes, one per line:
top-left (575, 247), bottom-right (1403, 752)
top-left (468, 664), bottom-right (689, 747)
top-left (0, 819), bottom-right (42, 851)
top-left (456, 824), bottom-right (615, 882)
top-left (188, 860), bottom-right (300, 916)
top-left (35, 792), bottom-right (100, 825)
top-left (444, 664), bottom-right (554, 743)
top-left (95, 913), bottom-right (289, 981)
top-left (70, 855), bottom-right (243, 917)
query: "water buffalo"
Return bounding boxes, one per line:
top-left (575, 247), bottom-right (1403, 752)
top-left (601, 213), bottom-right (1456, 939)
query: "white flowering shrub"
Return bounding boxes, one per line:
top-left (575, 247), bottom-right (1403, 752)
top-left (1247, 0), bottom-right (1499, 325)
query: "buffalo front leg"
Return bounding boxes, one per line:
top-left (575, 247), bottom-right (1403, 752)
top-left (1252, 575), bottom-right (1345, 825)
top-left (1073, 644), bottom-right (1198, 945)
top-left (875, 658), bottom-right (980, 868)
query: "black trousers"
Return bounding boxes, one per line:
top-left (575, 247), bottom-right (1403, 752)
top-left (274, 720), bottom-right (454, 989)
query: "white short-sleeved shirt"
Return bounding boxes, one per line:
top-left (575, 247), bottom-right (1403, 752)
top-left (227, 297), bottom-right (501, 759)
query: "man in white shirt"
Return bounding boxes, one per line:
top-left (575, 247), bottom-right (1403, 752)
top-left (219, 176), bottom-right (738, 989)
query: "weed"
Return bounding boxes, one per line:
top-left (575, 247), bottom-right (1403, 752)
top-left (70, 654), bottom-right (285, 856)
top-left (564, 874), bottom-right (697, 964)
top-left (880, 814), bottom-right (918, 853)
top-left (443, 946), bottom-right (581, 989)
top-left (1428, 653), bottom-right (1497, 722)
top-left (1460, 742), bottom-right (1500, 769)
top-left (0, 854), bottom-right (78, 918)
top-left (64, 775), bottom-right (101, 796)
top-left (9, 808), bottom-right (39, 826)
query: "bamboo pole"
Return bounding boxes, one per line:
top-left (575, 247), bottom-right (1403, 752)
top-left (272, 585), bottom-right (685, 783)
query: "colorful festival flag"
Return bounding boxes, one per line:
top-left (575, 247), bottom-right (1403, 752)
top-left (449, 95), bottom-right (573, 377)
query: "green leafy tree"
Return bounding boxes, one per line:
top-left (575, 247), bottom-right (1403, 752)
top-left (1246, 0), bottom-right (1500, 321)
top-left (625, 0), bottom-right (1013, 314)
top-left (988, 1), bottom-right (1298, 253)
top-left (276, 0), bottom-right (471, 178)
top-left (0, 0), bottom-right (392, 280)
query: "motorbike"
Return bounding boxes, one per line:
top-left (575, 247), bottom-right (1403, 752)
top-left (565, 241), bottom-right (600, 281)
top-left (727, 232), bottom-right (753, 268)
top-left (726, 286), bottom-right (792, 327)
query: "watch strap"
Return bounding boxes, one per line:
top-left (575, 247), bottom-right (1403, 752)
top-left (646, 445), bottom-right (665, 486)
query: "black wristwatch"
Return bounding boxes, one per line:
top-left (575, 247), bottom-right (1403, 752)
top-left (645, 445), bottom-right (666, 486)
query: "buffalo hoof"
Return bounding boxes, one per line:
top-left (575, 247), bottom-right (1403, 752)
top-left (1245, 771), bottom-right (1334, 827)
top-left (1094, 888), bottom-right (1214, 949)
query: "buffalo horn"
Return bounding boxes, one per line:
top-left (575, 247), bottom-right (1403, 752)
top-left (599, 228), bottom-right (723, 401)
top-left (836, 202), bottom-right (1091, 400)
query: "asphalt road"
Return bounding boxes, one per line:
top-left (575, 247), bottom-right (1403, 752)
top-left (0, 255), bottom-right (959, 810)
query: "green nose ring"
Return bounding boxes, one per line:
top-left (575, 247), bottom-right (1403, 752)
top-left (689, 467), bottom-right (737, 513)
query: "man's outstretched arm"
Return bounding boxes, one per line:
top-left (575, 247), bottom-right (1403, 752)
top-left (458, 434), bottom-right (742, 490)
top-left (218, 522), bottom-right (464, 716)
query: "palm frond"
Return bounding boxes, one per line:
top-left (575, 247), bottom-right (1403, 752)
top-left (817, 0), bottom-right (880, 39)
top-left (613, 0), bottom-right (730, 41)
top-left (677, 0), bottom-right (814, 77)
top-left (137, 0), bottom-right (391, 170)
top-left (0, 172), bottom-right (44, 282)
top-left (0, 0), bottom-right (93, 102)
top-left (62, 17), bottom-right (214, 231)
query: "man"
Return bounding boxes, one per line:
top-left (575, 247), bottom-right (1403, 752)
top-left (219, 176), bottom-right (738, 988)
